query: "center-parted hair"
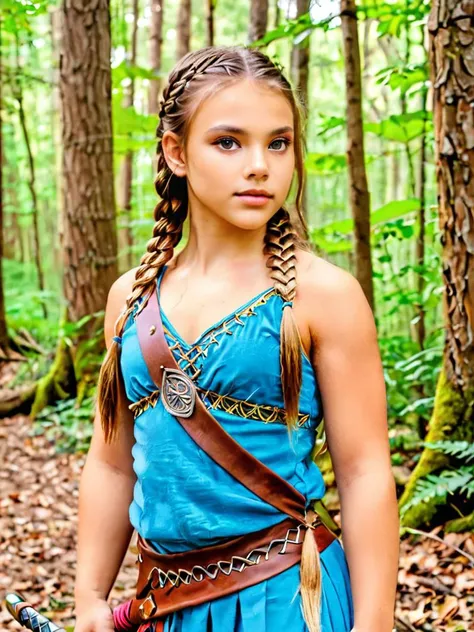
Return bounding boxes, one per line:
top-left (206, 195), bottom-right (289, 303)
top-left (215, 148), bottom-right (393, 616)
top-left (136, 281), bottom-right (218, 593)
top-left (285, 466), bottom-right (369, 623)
top-left (96, 45), bottom-right (323, 632)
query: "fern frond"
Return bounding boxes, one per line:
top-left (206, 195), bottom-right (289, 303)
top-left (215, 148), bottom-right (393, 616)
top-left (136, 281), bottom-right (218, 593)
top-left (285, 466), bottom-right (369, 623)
top-left (424, 440), bottom-right (474, 463)
top-left (401, 466), bottom-right (474, 516)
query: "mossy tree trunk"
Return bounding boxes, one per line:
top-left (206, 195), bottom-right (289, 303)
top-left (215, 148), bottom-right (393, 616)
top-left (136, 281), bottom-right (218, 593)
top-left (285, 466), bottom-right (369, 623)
top-left (400, 0), bottom-right (474, 528)
top-left (30, 0), bottom-right (118, 416)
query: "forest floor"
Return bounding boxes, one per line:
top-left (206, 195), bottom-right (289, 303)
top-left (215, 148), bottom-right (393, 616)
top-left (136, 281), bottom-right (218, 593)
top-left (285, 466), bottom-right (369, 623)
top-left (0, 414), bottom-right (473, 632)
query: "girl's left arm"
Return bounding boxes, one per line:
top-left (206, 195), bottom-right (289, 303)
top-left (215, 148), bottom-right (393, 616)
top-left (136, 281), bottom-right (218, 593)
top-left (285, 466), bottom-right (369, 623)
top-left (304, 265), bottom-right (399, 632)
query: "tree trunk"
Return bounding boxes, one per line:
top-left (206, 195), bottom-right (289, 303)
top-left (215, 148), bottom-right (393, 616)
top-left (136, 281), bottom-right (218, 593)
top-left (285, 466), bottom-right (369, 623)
top-left (248, 0), bottom-right (268, 43)
top-left (30, 0), bottom-right (119, 412)
top-left (290, 0), bottom-right (310, 226)
top-left (0, 59), bottom-right (8, 359)
top-left (13, 34), bottom-right (48, 321)
top-left (274, 0), bottom-right (280, 28)
top-left (413, 26), bottom-right (429, 440)
top-left (117, 0), bottom-right (139, 273)
top-left (400, 0), bottom-right (474, 528)
top-left (177, 0), bottom-right (191, 61)
top-left (148, 0), bottom-right (164, 116)
top-left (206, 0), bottom-right (215, 47)
top-left (340, 0), bottom-right (374, 312)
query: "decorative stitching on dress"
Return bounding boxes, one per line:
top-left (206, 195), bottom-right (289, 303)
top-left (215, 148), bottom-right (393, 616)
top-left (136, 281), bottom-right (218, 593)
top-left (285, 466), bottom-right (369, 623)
top-left (133, 288), bottom-right (278, 381)
top-left (144, 522), bottom-right (312, 590)
top-left (128, 386), bottom-right (311, 427)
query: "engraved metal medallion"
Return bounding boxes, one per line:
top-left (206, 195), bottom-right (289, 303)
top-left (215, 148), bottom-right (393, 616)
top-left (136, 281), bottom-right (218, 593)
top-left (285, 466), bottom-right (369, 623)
top-left (161, 367), bottom-right (196, 418)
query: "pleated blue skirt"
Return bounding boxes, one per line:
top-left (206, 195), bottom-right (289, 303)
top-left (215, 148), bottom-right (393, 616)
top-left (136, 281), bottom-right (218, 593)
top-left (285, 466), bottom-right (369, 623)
top-left (160, 539), bottom-right (354, 632)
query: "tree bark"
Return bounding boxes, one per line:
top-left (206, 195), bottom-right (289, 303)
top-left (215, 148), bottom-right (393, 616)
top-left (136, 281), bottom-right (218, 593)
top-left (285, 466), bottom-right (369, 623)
top-left (248, 0), bottom-right (268, 43)
top-left (206, 0), bottom-right (215, 47)
top-left (177, 0), bottom-right (191, 61)
top-left (148, 0), bottom-right (164, 116)
top-left (400, 0), bottom-right (474, 527)
top-left (35, 0), bottom-right (119, 409)
top-left (58, 0), bottom-right (118, 326)
top-left (290, 0), bottom-right (310, 225)
top-left (340, 0), bottom-right (375, 311)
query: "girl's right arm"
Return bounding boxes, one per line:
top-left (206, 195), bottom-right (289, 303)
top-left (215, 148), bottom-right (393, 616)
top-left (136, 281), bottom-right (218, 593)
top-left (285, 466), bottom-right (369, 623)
top-left (74, 270), bottom-right (138, 631)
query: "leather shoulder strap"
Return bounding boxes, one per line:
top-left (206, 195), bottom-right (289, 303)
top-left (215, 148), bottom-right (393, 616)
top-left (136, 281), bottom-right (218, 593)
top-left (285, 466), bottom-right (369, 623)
top-left (135, 288), bottom-right (307, 525)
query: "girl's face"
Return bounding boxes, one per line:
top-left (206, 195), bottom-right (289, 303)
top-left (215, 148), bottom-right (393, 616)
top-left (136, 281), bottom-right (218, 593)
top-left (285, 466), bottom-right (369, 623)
top-left (165, 78), bottom-right (296, 232)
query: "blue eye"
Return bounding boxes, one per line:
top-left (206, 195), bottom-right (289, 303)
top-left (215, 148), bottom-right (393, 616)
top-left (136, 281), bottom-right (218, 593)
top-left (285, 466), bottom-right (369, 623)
top-left (213, 137), bottom-right (292, 151)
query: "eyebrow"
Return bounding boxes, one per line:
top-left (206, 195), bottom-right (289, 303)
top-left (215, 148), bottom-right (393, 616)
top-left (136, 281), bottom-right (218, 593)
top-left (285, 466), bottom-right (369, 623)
top-left (207, 125), bottom-right (294, 135)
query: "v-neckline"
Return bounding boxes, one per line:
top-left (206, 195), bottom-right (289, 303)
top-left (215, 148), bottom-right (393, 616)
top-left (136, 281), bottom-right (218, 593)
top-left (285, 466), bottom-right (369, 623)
top-left (156, 264), bottom-right (275, 349)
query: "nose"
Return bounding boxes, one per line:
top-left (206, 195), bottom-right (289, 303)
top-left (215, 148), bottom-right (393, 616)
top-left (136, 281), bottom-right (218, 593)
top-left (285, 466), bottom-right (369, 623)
top-left (243, 145), bottom-right (269, 179)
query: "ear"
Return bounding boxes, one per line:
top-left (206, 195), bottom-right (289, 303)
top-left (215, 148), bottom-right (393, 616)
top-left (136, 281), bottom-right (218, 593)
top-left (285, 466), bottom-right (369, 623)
top-left (161, 131), bottom-right (187, 177)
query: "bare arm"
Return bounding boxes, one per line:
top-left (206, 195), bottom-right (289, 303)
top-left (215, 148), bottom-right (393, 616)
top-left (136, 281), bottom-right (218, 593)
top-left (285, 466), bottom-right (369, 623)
top-left (74, 271), bottom-right (138, 617)
top-left (303, 261), bottom-right (399, 632)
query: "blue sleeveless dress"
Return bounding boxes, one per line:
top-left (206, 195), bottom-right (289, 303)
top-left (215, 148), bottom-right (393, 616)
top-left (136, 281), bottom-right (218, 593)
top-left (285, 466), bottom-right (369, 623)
top-left (120, 265), bottom-right (354, 632)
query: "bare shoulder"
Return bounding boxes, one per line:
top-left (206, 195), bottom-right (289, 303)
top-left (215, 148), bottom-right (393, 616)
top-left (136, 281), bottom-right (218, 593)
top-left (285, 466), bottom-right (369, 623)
top-left (295, 250), bottom-right (376, 352)
top-left (103, 266), bottom-right (140, 348)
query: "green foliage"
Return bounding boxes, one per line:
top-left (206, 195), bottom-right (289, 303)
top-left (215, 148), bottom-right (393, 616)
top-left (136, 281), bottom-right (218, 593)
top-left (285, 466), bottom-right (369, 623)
top-left (358, 0), bottom-right (431, 26)
top-left (424, 441), bottom-right (474, 464)
top-left (310, 198), bottom-right (421, 253)
top-left (375, 63), bottom-right (428, 97)
top-left (251, 7), bottom-right (338, 49)
top-left (365, 111), bottom-right (432, 143)
top-left (400, 467), bottom-right (474, 517)
top-left (381, 338), bottom-right (443, 423)
top-left (112, 93), bottom-right (156, 155)
top-left (112, 61), bottom-right (166, 87)
top-left (31, 396), bottom-right (95, 453)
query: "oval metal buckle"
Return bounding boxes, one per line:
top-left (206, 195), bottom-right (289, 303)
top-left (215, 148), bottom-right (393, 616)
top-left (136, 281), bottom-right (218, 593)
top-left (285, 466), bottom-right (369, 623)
top-left (161, 367), bottom-right (196, 418)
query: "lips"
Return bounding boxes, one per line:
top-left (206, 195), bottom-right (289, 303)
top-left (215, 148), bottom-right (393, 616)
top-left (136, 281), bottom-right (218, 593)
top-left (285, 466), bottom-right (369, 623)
top-left (235, 192), bottom-right (272, 198)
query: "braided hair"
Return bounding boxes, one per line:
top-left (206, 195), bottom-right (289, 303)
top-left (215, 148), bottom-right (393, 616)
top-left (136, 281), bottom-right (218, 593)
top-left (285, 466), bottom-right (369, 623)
top-left (96, 45), bottom-right (322, 631)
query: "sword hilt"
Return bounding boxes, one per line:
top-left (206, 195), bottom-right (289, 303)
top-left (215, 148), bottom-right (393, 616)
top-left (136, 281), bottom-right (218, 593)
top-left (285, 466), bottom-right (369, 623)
top-left (4, 592), bottom-right (66, 632)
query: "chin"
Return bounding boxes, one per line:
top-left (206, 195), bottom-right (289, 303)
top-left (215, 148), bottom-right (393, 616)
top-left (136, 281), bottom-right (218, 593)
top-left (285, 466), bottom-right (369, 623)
top-left (223, 209), bottom-right (275, 232)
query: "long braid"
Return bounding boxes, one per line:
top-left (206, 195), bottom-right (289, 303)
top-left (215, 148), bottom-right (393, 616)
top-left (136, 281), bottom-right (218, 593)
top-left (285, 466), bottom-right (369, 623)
top-left (264, 207), bottom-right (323, 632)
top-left (97, 56), bottom-right (218, 443)
top-left (264, 207), bottom-right (301, 427)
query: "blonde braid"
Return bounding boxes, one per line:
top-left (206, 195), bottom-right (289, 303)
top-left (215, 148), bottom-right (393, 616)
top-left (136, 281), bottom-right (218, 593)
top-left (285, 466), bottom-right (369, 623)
top-left (264, 207), bottom-right (323, 632)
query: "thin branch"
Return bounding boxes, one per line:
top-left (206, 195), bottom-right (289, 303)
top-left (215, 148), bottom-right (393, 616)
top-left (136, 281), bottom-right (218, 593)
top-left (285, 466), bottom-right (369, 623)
top-left (404, 527), bottom-right (474, 566)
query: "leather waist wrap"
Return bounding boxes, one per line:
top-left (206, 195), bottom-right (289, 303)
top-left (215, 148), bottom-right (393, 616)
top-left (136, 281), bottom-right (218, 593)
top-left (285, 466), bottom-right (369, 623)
top-left (128, 517), bottom-right (335, 625)
top-left (127, 283), bottom-right (337, 627)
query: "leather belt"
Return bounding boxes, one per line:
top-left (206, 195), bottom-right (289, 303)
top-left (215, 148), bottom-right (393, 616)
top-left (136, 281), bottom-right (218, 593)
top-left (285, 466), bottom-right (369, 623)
top-left (128, 516), bottom-right (336, 626)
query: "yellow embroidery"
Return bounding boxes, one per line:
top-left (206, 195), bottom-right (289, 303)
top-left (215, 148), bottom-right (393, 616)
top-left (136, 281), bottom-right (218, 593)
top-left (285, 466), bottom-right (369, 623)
top-left (161, 288), bottom-right (278, 379)
top-left (128, 386), bottom-right (310, 427)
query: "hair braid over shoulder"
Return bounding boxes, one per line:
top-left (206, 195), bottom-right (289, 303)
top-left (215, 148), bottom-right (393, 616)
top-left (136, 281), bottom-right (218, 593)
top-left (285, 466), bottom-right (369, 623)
top-left (264, 207), bottom-right (302, 429)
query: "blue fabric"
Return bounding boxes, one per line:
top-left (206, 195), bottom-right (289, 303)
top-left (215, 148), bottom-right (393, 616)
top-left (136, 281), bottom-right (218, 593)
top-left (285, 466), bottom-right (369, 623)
top-left (120, 265), bottom-right (354, 631)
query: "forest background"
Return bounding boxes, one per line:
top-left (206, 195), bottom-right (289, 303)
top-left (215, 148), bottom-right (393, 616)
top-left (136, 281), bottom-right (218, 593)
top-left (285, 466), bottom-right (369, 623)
top-left (0, 0), bottom-right (473, 630)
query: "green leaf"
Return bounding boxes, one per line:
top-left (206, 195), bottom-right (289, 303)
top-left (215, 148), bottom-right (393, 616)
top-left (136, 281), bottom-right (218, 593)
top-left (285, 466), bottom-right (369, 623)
top-left (424, 441), bottom-right (474, 464)
top-left (365, 111), bottom-right (432, 143)
top-left (371, 199), bottom-right (420, 223)
top-left (305, 153), bottom-right (347, 174)
top-left (313, 199), bottom-right (420, 242)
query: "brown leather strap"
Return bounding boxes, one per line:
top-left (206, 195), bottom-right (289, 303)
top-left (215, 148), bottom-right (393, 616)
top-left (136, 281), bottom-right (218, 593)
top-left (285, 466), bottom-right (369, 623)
top-left (135, 288), bottom-right (307, 525)
top-left (128, 517), bottom-right (336, 624)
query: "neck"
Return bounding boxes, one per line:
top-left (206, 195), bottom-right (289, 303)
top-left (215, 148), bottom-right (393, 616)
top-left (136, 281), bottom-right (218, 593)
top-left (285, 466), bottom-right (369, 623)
top-left (176, 207), bottom-right (269, 280)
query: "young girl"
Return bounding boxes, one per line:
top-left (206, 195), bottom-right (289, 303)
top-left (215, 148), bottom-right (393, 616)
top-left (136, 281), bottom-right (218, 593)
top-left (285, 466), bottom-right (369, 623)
top-left (74, 45), bottom-right (399, 632)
